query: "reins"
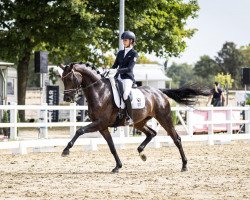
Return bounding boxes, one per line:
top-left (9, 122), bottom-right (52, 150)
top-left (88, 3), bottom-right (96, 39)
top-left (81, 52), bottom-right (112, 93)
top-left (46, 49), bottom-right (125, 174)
top-left (81, 78), bottom-right (104, 90)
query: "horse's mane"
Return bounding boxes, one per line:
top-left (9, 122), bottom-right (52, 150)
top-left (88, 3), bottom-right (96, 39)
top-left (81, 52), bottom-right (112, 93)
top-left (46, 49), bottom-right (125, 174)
top-left (69, 62), bottom-right (103, 78)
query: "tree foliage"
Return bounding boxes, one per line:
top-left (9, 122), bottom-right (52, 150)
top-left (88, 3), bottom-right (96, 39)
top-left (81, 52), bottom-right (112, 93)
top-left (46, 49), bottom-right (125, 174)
top-left (0, 0), bottom-right (200, 62)
top-left (214, 73), bottom-right (234, 89)
top-left (240, 44), bottom-right (250, 67)
top-left (137, 54), bottom-right (158, 64)
top-left (0, 0), bottom-right (94, 120)
top-left (215, 42), bottom-right (243, 88)
top-left (85, 0), bottom-right (199, 58)
top-left (167, 62), bottom-right (194, 88)
top-left (166, 42), bottom-right (249, 89)
top-left (193, 55), bottom-right (219, 77)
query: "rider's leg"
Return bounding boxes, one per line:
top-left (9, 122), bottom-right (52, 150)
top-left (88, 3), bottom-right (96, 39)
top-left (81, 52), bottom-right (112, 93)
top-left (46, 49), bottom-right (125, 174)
top-left (122, 79), bottom-right (133, 121)
top-left (122, 79), bottom-right (133, 100)
top-left (124, 97), bottom-right (132, 118)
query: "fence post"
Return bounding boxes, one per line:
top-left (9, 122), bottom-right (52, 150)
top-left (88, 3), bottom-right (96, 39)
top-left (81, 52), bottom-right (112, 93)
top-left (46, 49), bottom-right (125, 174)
top-left (245, 106), bottom-right (250, 134)
top-left (39, 103), bottom-right (48, 139)
top-left (152, 118), bottom-right (159, 133)
top-left (10, 102), bottom-right (17, 140)
top-left (124, 126), bottom-right (130, 137)
top-left (116, 127), bottom-right (125, 149)
top-left (207, 107), bottom-right (214, 145)
top-left (44, 103), bottom-right (48, 138)
top-left (186, 107), bottom-right (194, 136)
top-left (226, 107), bottom-right (233, 135)
top-left (70, 102), bottom-right (77, 138)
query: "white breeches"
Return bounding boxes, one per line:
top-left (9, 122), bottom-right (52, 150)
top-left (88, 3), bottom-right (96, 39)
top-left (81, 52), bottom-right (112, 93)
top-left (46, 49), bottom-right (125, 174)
top-left (118, 77), bottom-right (133, 100)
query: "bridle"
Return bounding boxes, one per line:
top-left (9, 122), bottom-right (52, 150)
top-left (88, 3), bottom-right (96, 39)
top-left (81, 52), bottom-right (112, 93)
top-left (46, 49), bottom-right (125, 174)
top-left (62, 66), bottom-right (83, 95)
top-left (62, 65), bottom-right (103, 95)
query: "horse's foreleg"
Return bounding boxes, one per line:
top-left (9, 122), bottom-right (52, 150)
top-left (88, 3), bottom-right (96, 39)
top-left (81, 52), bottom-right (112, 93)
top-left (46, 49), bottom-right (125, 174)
top-left (61, 121), bottom-right (101, 157)
top-left (100, 129), bottom-right (122, 173)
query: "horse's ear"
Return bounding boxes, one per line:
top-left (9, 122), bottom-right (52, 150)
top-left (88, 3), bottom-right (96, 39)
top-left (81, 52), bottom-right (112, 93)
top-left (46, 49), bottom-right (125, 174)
top-left (59, 63), bottom-right (65, 70)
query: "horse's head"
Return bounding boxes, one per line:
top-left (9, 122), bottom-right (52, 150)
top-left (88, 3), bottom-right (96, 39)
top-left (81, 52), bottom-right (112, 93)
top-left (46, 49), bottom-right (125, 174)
top-left (59, 63), bottom-right (83, 102)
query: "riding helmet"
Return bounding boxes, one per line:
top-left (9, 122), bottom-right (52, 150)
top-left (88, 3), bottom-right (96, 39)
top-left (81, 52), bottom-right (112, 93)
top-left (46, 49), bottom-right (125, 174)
top-left (121, 31), bottom-right (136, 42)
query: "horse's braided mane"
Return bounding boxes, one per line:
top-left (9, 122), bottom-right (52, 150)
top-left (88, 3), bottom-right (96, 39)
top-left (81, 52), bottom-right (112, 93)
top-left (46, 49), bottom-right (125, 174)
top-left (69, 62), bottom-right (103, 77)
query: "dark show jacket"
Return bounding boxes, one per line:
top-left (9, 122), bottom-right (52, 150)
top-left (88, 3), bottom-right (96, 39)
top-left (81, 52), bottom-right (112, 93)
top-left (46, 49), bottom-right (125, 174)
top-left (111, 48), bottom-right (138, 81)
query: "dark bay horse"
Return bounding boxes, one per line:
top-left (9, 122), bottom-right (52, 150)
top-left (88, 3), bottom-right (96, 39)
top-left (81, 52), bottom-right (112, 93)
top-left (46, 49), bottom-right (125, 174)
top-left (60, 63), bottom-right (211, 173)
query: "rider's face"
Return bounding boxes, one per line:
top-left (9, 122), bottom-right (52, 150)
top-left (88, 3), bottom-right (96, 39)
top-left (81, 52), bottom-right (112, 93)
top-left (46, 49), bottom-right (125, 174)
top-left (123, 39), bottom-right (131, 48)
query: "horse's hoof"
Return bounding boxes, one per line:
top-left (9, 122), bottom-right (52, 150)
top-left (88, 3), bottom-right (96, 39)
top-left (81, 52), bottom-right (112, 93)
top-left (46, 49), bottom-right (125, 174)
top-left (111, 167), bottom-right (119, 173)
top-left (61, 149), bottom-right (70, 157)
top-left (181, 167), bottom-right (188, 172)
top-left (139, 153), bottom-right (147, 161)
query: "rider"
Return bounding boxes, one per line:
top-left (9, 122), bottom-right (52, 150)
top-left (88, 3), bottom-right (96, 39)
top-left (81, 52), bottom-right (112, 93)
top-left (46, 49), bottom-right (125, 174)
top-left (112, 30), bottom-right (138, 124)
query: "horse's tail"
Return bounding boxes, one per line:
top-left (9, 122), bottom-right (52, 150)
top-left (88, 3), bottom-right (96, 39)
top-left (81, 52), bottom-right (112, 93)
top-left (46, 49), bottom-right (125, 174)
top-left (160, 84), bottom-right (212, 106)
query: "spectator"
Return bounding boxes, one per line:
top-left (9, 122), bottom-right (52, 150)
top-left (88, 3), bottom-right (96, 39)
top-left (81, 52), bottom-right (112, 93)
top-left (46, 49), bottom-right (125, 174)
top-left (207, 82), bottom-right (225, 106)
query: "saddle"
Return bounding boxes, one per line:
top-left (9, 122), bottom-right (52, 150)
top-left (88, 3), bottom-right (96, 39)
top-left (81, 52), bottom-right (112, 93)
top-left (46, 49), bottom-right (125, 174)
top-left (109, 77), bottom-right (145, 110)
top-left (115, 79), bottom-right (136, 103)
top-left (108, 77), bottom-right (145, 127)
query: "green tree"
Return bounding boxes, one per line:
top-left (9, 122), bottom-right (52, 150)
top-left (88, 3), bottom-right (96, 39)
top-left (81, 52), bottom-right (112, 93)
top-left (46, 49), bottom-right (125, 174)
top-left (137, 54), bottom-right (158, 64)
top-left (215, 42), bottom-right (243, 88)
top-left (0, 1), bottom-right (95, 120)
top-left (240, 44), bottom-right (250, 67)
top-left (193, 55), bottom-right (219, 83)
top-left (86, 0), bottom-right (199, 57)
top-left (167, 62), bottom-right (194, 88)
top-left (102, 54), bottom-right (115, 68)
top-left (0, 0), bottom-right (199, 120)
top-left (214, 73), bottom-right (234, 89)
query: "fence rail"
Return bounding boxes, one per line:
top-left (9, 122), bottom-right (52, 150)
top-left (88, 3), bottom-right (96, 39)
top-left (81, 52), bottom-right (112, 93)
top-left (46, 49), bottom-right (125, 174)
top-left (0, 103), bottom-right (250, 154)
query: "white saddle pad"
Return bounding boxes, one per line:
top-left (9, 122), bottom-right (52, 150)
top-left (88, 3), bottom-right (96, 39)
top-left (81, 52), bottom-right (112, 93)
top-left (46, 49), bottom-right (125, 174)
top-left (109, 77), bottom-right (145, 109)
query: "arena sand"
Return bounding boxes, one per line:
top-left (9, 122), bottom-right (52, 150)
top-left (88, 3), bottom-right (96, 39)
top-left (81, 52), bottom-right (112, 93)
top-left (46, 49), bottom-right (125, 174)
top-left (0, 141), bottom-right (249, 200)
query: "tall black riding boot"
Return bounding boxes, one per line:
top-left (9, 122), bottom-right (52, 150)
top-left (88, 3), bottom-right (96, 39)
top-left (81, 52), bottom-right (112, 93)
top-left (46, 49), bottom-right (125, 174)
top-left (124, 98), bottom-right (133, 125)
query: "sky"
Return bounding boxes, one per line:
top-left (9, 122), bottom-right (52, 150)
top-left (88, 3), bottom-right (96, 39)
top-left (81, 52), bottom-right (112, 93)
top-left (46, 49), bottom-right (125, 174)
top-left (154, 0), bottom-right (250, 65)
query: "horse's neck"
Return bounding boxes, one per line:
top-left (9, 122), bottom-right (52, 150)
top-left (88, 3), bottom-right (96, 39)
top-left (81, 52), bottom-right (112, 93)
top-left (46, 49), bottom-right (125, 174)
top-left (82, 71), bottom-right (106, 105)
top-left (81, 70), bottom-right (100, 87)
top-left (83, 79), bottom-right (110, 108)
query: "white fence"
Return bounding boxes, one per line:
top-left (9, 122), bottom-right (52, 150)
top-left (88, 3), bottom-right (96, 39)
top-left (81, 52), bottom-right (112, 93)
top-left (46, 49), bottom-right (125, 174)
top-left (0, 103), bottom-right (90, 139)
top-left (0, 103), bottom-right (250, 154)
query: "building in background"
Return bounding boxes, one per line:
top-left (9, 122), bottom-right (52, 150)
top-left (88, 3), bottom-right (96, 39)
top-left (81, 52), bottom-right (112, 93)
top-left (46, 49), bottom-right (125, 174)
top-left (134, 64), bottom-right (171, 88)
top-left (0, 62), bottom-right (18, 105)
top-left (0, 62), bottom-right (17, 123)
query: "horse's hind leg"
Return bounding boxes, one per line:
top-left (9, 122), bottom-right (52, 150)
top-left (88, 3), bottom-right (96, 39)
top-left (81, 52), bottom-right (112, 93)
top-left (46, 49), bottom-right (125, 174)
top-left (134, 117), bottom-right (157, 161)
top-left (156, 112), bottom-right (187, 172)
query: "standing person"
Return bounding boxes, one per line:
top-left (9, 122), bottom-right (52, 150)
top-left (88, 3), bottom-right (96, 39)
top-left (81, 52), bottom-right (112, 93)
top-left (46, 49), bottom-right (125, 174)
top-left (111, 31), bottom-right (139, 124)
top-left (207, 82), bottom-right (225, 106)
